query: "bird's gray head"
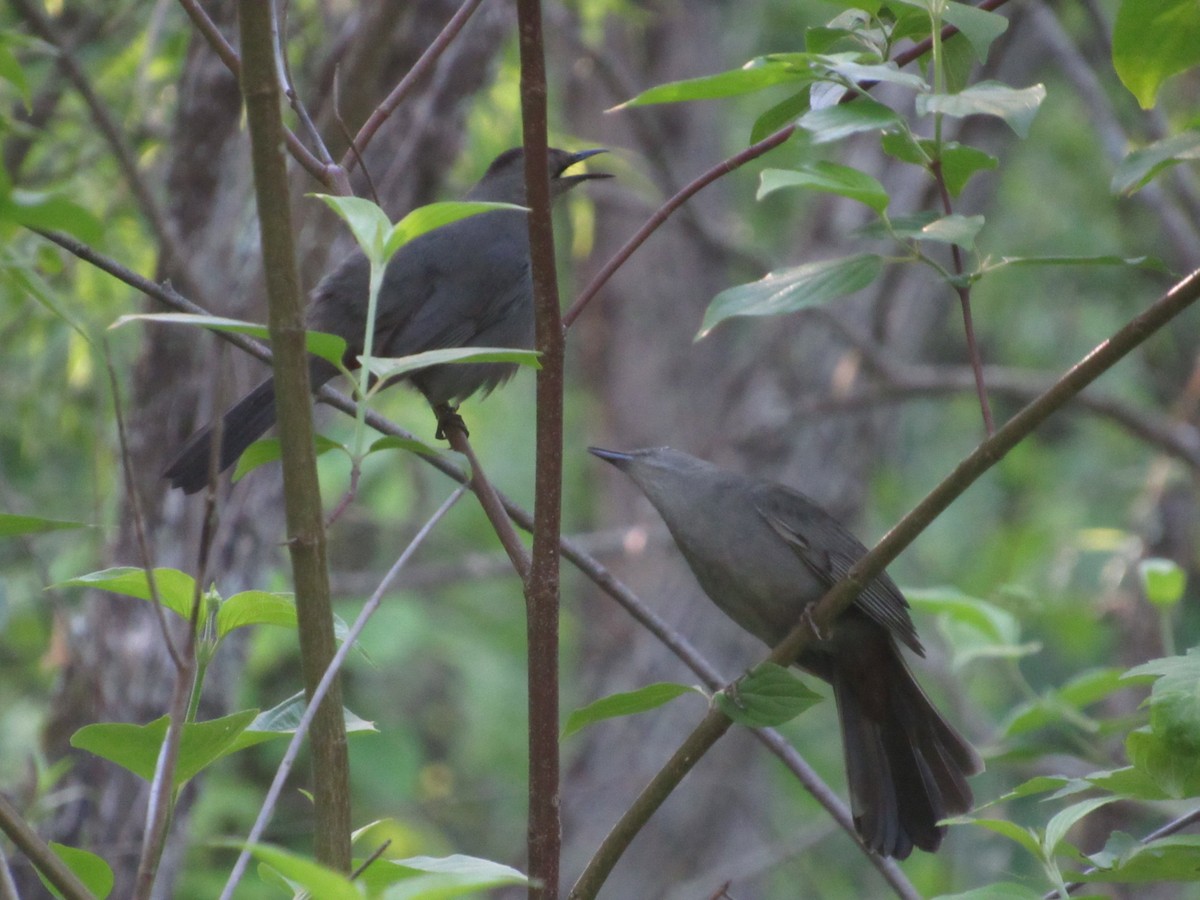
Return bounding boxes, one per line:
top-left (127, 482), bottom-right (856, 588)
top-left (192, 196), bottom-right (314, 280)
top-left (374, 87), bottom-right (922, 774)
top-left (589, 446), bottom-right (717, 488)
top-left (468, 147), bottom-right (610, 204)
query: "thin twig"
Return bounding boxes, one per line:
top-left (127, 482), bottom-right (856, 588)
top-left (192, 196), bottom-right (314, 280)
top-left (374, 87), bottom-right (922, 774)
top-left (0, 793), bottom-right (92, 900)
top-left (562, 126), bottom-right (795, 329)
top-left (274, 0), bottom-right (335, 167)
top-left (444, 425), bottom-right (531, 579)
top-left (218, 486), bottom-right (466, 900)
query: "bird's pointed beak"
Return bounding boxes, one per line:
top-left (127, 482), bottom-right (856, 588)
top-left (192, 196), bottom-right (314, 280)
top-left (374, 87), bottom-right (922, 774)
top-left (588, 446), bottom-right (633, 466)
top-left (556, 148), bottom-right (612, 185)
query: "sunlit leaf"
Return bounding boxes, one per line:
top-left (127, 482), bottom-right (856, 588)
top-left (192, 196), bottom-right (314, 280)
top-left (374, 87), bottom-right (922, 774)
top-left (1113, 0), bottom-right (1200, 108)
top-left (0, 513), bottom-right (90, 537)
top-left (562, 682), bottom-right (701, 739)
top-left (698, 254), bottom-right (882, 338)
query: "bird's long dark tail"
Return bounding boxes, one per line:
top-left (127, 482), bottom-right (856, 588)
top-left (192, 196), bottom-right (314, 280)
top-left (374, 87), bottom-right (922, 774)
top-left (164, 377), bottom-right (280, 494)
top-left (832, 636), bottom-right (983, 859)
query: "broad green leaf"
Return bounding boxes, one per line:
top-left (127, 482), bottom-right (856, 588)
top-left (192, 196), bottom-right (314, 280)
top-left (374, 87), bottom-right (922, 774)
top-left (917, 81), bottom-right (1046, 138)
top-left (240, 844), bottom-right (361, 900)
top-left (757, 162), bottom-right (889, 212)
top-left (362, 346), bottom-right (541, 384)
top-left (1044, 796), bottom-right (1117, 856)
top-left (562, 682), bottom-right (700, 739)
top-left (232, 433), bottom-right (346, 482)
top-left (0, 512), bottom-right (89, 537)
top-left (957, 816), bottom-right (1043, 859)
top-left (71, 709), bottom-right (258, 787)
top-left (714, 663), bottom-right (822, 728)
top-left (750, 89), bottom-right (811, 144)
top-left (698, 254), bottom-right (882, 338)
top-left (799, 98), bottom-right (904, 144)
top-left (1074, 832), bottom-right (1200, 882)
top-left (1113, 0), bottom-right (1200, 108)
top-left (881, 135), bottom-right (998, 195)
top-left (0, 41), bottom-right (30, 107)
top-left (1139, 558), bottom-right (1186, 608)
top-left (216, 590), bottom-right (297, 638)
top-left (315, 194), bottom-right (392, 263)
top-left (110, 314), bottom-right (348, 368)
top-left (1084, 765), bottom-right (1169, 800)
top-left (57, 566), bottom-right (196, 619)
top-left (384, 201), bottom-right (524, 259)
top-left (985, 775), bottom-right (1071, 806)
top-left (617, 62), bottom-right (808, 108)
top-left (941, 1), bottom-right (1010, 60)
top-left (907, 587), bottom-right (1039, 668)
top-left (1126, 727), bottom-right (1200, 798)
top-left (0, 189), bottom-right (102, 243)
top-left (225, 691), bottom-right (377, 756)
top-left (820, 58), bottom-right (928, 91)
top-left (1112, 132), bottom-right (1200, 195)
top-left (357, 854), bottom-right (529, 897)
top-left (856, 210), bottom-right (940, 240)
top-left (43, 843), bottom-right (113, 900)
top-left (918, 213), bottom-right (984, 248)
top-left (367, 435), bottom-right (445, 459)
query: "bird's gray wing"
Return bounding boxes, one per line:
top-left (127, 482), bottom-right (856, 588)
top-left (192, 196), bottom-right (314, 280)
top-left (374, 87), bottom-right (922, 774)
top-left (755, 489), bottom-right (923, 654)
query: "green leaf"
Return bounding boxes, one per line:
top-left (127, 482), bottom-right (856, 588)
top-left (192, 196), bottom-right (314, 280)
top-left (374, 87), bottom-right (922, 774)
top-left (715, 663), bottom-right (823, 728)
top-left (109, 313), bottom-right (349, 368)
top-left (1084, 765), bottom-right (1169, 800)
top-left (959, 816), bottom-right (1044, 859)
top-left (999, 668), bottom-right (1126, 740)
top-left (1073, 832), bottom-right (1200, 882)
top-left (56, 566), bottom-right (197, 619)
top-left (1126, 725), bottom-right (1200, 798)
top-left (799, 98), bottom-right (904, 143)
top-left (314, 194), bottom-right (392, 263)
top-left (1043, 796), bottom-right (1117, 856)
top-left (750, 89), bottom-right (812, 144)
top-left (757, 162), bottom-right (889, 212)
top-left (617, 61), bottom-right (809, 107)
top-left (0, 189), bottom-right (102, 243)
top-left (231, 433), bottom-right (346, 482)
top-left (240, 844), bottom-right (361, 900)
top-left (385, 201), bottom-right (524, 260)
top-left (71, 710), bottom-right (259, 787)
top-left (226, 691), bottom-right (377, 756)
top-left (1113, 0), bottom-right (1200, 108)
top-left (916, 81), bottom-right (1046, 138)
top-left (367, 435), bottom-right (445, 459)
top-left (941, 1), bottom-right (1009, 60)
top-left (356, 854), bottom-right (529, 898)
top-left (0, 41), bottom-right (31, 107)
top-left (362, 346), bottom-right (542, 384)
top-left (1112, 132), bottom-right (1200, 195)
top-left (917, 213), bottom-right (984, 248)
top-left (562, 682), bottom-right (700, 739)
top-left (1139, 558), bottom-right (1186, 608)
top-left (698, 254), bottom-right (882, 338)
top-left (907, 587), bottom-right (1040, 668)
top-left (43, 843), bottom-right (113, 900)
top-left (0, 512), bottom-right (90, 537)
top-left (216, 591), bottom-right (297, 638)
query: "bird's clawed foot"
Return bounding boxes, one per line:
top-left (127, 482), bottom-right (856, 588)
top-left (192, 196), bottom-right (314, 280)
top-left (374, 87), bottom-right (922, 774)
top-left (434, 403), bottom-right (468, 441)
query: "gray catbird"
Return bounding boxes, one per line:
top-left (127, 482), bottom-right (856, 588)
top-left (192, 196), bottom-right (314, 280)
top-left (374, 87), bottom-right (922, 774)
top-left (165, 147), bottom-right (608, 494)
top-left (590, 446), bottom-right (983, 859)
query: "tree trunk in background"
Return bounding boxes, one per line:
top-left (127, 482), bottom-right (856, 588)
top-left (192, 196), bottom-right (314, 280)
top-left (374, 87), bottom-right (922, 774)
top-left (23, 2), bottom-right (509, 895)
top-left (557, 4), bottom-right (1024, 895)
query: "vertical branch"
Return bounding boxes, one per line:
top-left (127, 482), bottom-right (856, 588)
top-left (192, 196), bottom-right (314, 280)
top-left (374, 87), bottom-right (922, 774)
top-left (515, 1), bottom-right (563, 897)
top-left (236, 0), bottom-right (351, 872)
